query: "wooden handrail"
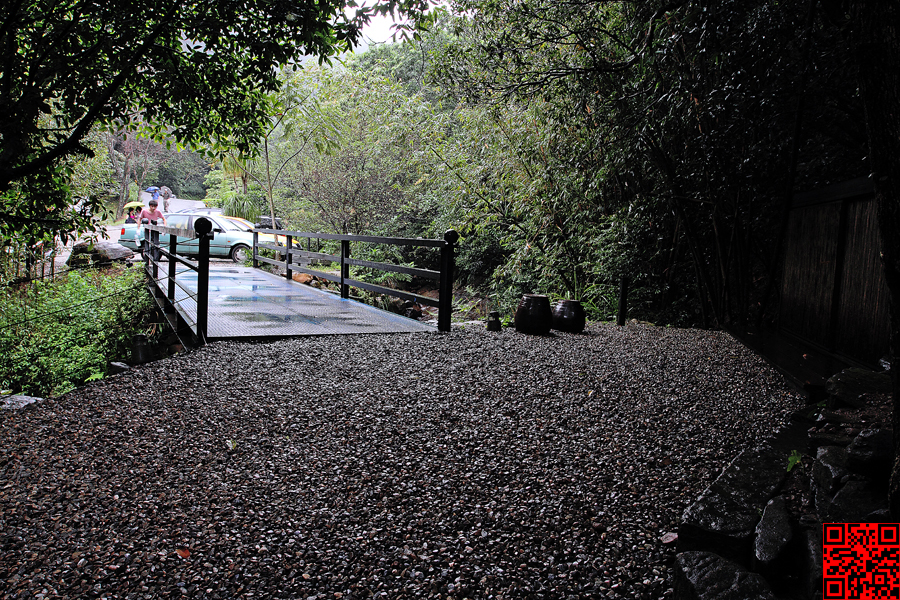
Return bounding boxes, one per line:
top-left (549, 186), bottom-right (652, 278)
top-left (252, 229), bottom-right (458, 331)
top-left (141, 219), bottom-right (212, 343)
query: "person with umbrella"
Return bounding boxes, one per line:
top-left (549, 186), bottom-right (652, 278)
top-left (123, 200), bottom-right (143, 224)
top-left (135, 199), bottom-right (166, 258)
top-left (146, 186), bottom-right (160, 203)
top-left (159, 186), bottom-right (173, 212)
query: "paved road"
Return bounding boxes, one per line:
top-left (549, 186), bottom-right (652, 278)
top-left (105, 224), bottom-right (121, 243)
top-left (135, 190), bottom-right (205, 213)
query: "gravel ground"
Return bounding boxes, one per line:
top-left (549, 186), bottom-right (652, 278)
top-left (0, 323), bottom-right (803, 600)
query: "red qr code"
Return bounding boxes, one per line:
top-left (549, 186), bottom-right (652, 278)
top-left (823, 523), bottom-right (900, 599)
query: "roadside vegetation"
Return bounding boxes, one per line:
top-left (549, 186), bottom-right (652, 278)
top-left (0, 265), bottom-right (155, 397)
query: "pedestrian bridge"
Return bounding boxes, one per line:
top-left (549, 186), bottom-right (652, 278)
top-left (141, 220), bottom-right (457, 344)
top-left (155, 264), bottom-right (435, 341)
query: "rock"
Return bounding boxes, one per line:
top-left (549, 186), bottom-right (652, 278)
top-left (826, 368), bottom-right (892, 408)
top-left (846, 428), bottom-right (893, 480)
top-left (66, 239), bottom-right (134, 267)
top-left (0, 395), bottom-right (43, 410)
top-left (400, 301), bottom-right (423, 320)
top-left (754, 496), bottom-right (793, 573)
top-left (807, 431), bottom-right (853, 454)
top-left (680, 443), bottom-right (789, 565)
top-left (812, 446), bottom-right (850, 518)
top-left (712, 445), bottom-right (790, 506)
top-left (108, 362), bottom-right (131, 375)
top-left (680, 490), bottom-right (760, 565)
top-left (800, 523), bottom-right (822, 600)
top-left (826, 480), bottom-right (888, 523)
top-left (662, 532), bottom-right (679, 544)
top-left (386, 299), bottom-right (404, 314)
top-left (865, 508), bottom-right (893, 522)
top-left (674, 551), bottom-right (776, 600)
top-left (817, 409), bottom-right (860, 425)
top-left (292, 272), bottom-right (313, 284)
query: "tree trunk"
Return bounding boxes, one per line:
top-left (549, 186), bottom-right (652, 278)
top-left (119, 155), bottom-right (132, 216)
top-left (107, 134), bottom-right (128, 219)
top-left (851, 1), bottom-right (900, 517)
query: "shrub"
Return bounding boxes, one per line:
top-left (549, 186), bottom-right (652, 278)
top-left (0, 265), bottom-right (154, 396)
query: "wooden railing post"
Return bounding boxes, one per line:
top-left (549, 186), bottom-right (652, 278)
top-left (616, 276), bottom-right (629, 326)
top-left (252, 230), bottom-right (259, 269)
top-left (167, 232), bottom-right (177, 312)
top-left (438, 230), bottom-right (459, 332)
top-left (194, 218), bottom-right (212, 343)
top-left (285, 234), bottom-right (293, 280)
top-left (341, 239), bottom-right (350, 299)
top-left (150, 227), bottom-right (159, 282)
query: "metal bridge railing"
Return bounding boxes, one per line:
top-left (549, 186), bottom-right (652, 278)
top-left (252, 229), bottom-right (459, 332)
top-left (141, 219), bottom-right (458, 340)
top-left (142, 218), bottom-right (213, 343)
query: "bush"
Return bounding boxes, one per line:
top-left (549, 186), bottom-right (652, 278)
top-left (0, 265), bottom-right (155, 396)
top-left (221, 193), bottom-right (266, 221)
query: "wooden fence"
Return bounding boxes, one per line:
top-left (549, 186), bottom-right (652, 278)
top-left (780, 177), bottom-right (889, 366)
top-left (143, 219), bottom-right (211, 342)
top-left (252, 228), bottom-right (458, 332)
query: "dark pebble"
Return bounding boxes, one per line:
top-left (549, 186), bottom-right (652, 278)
top-left (0, 323), bottom-right (802, 599)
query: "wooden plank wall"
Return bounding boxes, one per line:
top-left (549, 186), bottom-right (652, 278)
top-left (780, 177), bottom-right (889, 366)
top-left (834, 199), bottom-right (890, 362)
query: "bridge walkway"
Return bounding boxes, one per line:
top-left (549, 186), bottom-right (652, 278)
top-left (156, 263), bottom-right (435, 341)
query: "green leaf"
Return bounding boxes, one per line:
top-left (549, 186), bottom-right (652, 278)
top-left (786, 450), bottom-right (803, 473)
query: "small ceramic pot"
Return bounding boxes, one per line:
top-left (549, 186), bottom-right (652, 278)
top-left (514, 294), bottom-right (552, 335)
top-left (551, 299), bottom-right (586, 333)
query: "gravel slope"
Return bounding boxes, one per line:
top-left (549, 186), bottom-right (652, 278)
top-left (0, 323), bottom-right (803, 599)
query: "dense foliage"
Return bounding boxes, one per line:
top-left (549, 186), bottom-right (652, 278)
top-left (186, 2), bottom-right (871, 326)
top-left (6, 0), bottom-right (867, 328)
top-left (105, 130), bottom-right (211, 214)
top-left (203, 67), bottom-right (445, 261)
top-left (0, 0), bottom-right (432, 245)
top-left (425, 0), bottom-right (866, 325)
top-left (0, 266), bottom-right (155, 397)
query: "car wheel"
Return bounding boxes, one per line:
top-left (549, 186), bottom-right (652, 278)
top-left (230, 243), bottom-right (251, 263)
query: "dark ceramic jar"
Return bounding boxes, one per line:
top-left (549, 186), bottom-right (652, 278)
top-left (514, 294), bottom-right (552, 335)
top-left (551, 299), bottom-right (586, 333)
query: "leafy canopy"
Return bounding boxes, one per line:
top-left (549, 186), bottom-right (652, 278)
top-left (429, 0), bottom-right (865, 326)
top-left (0, 0), bottom-right (433, 241)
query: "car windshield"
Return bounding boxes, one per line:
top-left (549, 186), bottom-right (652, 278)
top-left (167, 215), bottom-right (191, 229)
top-left (210, 217), bottom-right (242, 232)
top-left (225, 218), bottom-right (253, 232)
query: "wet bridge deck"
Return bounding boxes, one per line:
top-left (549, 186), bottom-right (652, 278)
top-left (159, 264), bottom-right (435, 340)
